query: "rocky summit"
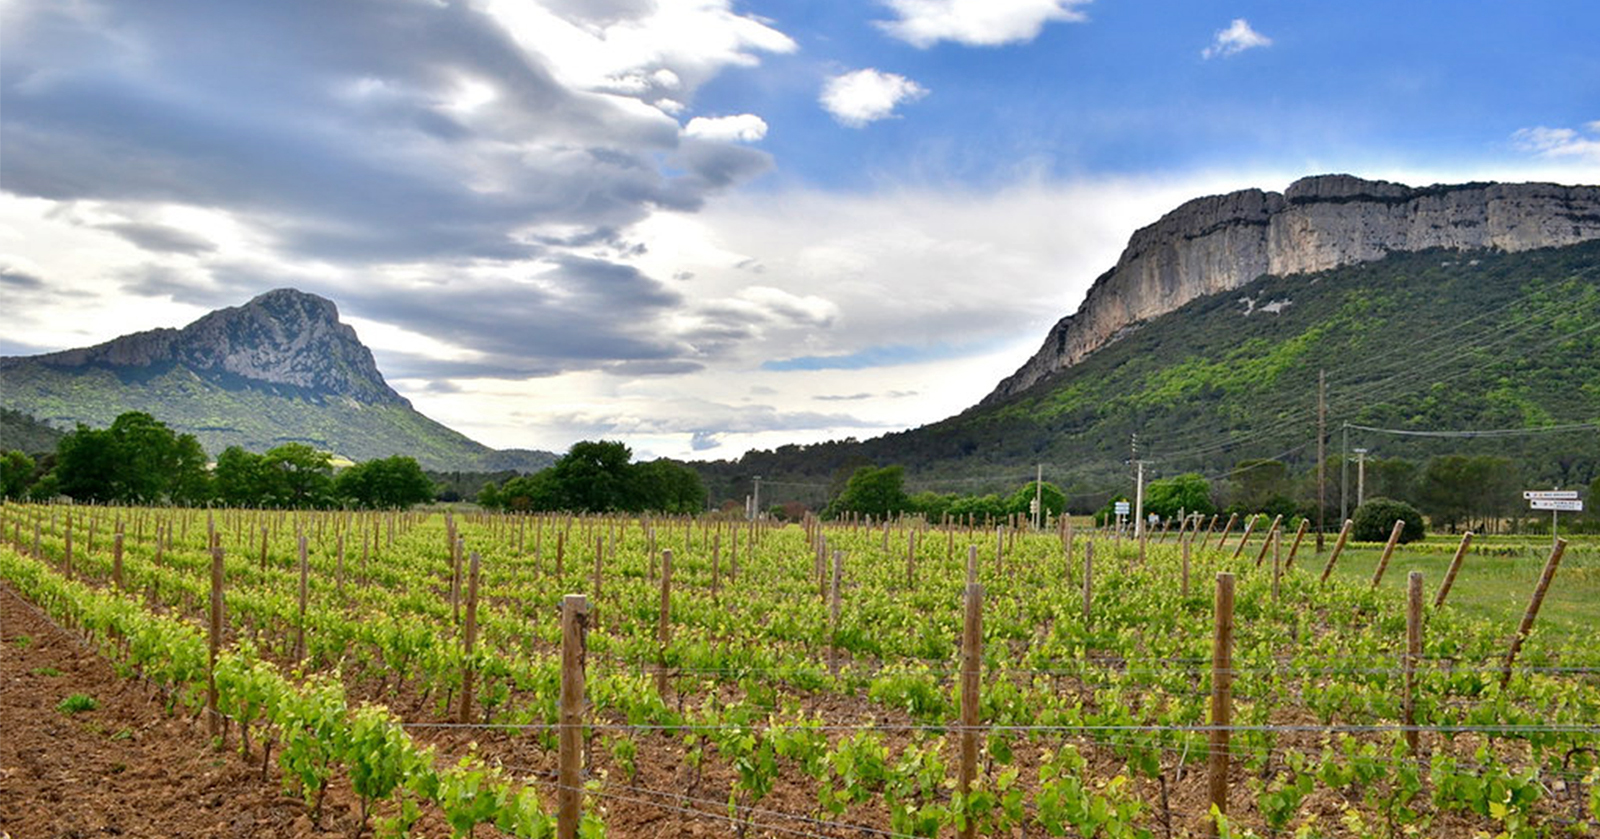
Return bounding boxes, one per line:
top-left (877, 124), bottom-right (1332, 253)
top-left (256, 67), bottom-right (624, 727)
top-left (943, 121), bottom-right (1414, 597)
top-left (985, 175), bottom-right (1600, 404)
top-left (0, 289), bottom-right (553, 471)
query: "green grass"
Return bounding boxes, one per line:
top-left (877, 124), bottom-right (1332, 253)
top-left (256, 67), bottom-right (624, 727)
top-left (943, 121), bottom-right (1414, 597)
top-left (1323, 533), bottom-right (1599, 642)
top-left (56, 693), bottom-right (99, 714)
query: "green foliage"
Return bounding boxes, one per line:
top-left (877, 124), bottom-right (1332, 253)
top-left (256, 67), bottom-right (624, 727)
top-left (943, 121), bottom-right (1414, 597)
top-left (1415, 455), bottom-right (1520, 532)
top-left (335, 455), bottom-right (435, 509)
top-left (53, 412), bottom-right (212, 504)
top-left (1143, 473), bottom-right (1214, 518)
top-left (0, 408), bottom-right (65, 454)
top-left (0, 449), bottom-right (35, 499)
top-left (826, 465), bottom-right (910, 519)
top-left (1006, 481), bottom-right (1066, 519)
top-left (478, 441), bottom-right (706, 514)
top-left (56, 692), bottom-right (98, 714)
top-left (1351, 497), bottom-right (1425, 543)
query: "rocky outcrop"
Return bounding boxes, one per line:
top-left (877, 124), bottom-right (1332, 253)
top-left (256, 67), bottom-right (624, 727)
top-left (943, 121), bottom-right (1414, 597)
top-left (983, 175), bottom-right (1600, 404)
top-left (3, 288), bottom-right (407, 406)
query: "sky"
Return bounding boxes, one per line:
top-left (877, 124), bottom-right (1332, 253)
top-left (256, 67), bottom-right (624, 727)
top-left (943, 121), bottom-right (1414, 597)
top-left (2, 0), bottom-right (1598, 463)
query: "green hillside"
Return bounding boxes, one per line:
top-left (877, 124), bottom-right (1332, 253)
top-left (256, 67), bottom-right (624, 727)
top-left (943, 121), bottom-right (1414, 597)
top-left (702, 241), bottom-right (1600, 506)
top-left (0, 408), bottom-right (65, 456)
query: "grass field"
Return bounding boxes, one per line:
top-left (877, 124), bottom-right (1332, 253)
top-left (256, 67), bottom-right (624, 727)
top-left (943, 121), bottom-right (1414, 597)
top-left (1323, 532), bottom-right (1598, 638)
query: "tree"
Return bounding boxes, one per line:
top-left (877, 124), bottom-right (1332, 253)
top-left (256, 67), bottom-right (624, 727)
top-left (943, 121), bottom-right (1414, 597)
top-left (50, 412), bottom-right (211, 504)
top-left (826, 465), bottom-right (910, 519)
top-left (215, 446), bottom-right (270, 506)
top-left (631, 459), bottom-right (705, 514)
top-left (547, 440), bottom-right (634, 512)
top-left (1417, 455), bottom-right (1518, 533)
top-left (0, 450), bottom-right (34, 499)
top-left (335, 455), bottom-right (434, 509)
top-left (1226, 459), bottom-right (1295, 515)
top-left (261, 443), bottom-right (334, 508)
top-left (53, 425), bottom-right (120, 503)
top-left (1352, 497), bottom-right (1425, 543)
top-left (1007, 481), bottom-right (1067, 520)
top-left (1144, 473), bottom-right (1215, 519)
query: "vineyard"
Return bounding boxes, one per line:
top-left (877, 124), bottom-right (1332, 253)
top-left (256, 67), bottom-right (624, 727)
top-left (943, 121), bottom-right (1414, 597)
top-left (2, 502), bottom-right (1598, 838)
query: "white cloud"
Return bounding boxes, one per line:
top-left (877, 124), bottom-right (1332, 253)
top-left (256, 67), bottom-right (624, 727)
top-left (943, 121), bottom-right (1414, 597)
top-left (820, 69), bottom-right (928, 128)
top-left (876, 0), bottom-right (1090, 48)
top-left (1512, 122), bottom-right (1600, 163)
top-left (684, 114), bottom-right (768, 143)
top-left (1202, 18), bottom-right (1272, 59)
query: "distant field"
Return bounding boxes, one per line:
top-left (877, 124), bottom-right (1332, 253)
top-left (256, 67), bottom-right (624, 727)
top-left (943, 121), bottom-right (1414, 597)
top-left (1324, 532), bottom-right (1598, 639)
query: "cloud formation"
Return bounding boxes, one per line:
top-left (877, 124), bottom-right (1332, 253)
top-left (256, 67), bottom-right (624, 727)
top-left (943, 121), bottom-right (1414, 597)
top-left (1202, 19), bottom-right (1272, 59)
top-left (684, 114), bottom-right (769, 143)
top-left (877, 0), bottom-right (1090, 48)
top-left (820, 69), bottom-right (929, 127)
top-left (1512, 122), bottom-right (1600, 163)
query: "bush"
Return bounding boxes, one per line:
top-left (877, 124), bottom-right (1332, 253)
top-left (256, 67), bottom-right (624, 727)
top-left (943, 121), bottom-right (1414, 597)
top-left (1352, 497), bottom-right (1425, 543)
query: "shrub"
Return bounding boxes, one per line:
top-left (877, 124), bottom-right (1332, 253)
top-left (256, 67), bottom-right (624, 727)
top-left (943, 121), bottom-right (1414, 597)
top-left (1352, 497), bottom-right (1425, 543)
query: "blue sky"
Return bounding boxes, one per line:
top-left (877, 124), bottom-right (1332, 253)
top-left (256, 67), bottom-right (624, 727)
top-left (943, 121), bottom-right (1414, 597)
top-left (2, 0), bottom-right (1596, 461)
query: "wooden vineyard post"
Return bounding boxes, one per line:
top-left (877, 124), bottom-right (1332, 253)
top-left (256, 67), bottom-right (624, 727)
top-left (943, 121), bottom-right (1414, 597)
top-left (1230, 514), bottom-right (1257, 560)
top-left (458, 552), bottom-right (482, 724)
top-left (259, 526), bottom-right (268, 572)
top-left (711, 532), bottom-right (721, 601)
top-left (1501, 539), bottom-right (1567, 689)
top-left (1205, 572), bottom-right (1236, 837)
top-left (207, 543), bottom-right (225, 739)
top-left (657, 549), bottom-right (672, 696)
top-left (1283, 518), bottom-right (1310, 570)
top-left (1370, 519), bottom-right (1406, 588)
top-left (905, 529), bottom-right (916, 589)
top-left (967, 544), bottom-right (978, 585)
top-left (556, 530), bottom-right (565, 577)
top-left (1271, 529), bottom-right (1282, 602)
top-left (335, 534), bottom-right (345, 596)
top-left (112, 530), bottom-right (125, 591)
top-left (557, 594), bottom-right (589, 839)
top-left (1211, 513), bottom-right (1237, 552)
top-left (1082, 540), bottom-right (1094, 623)
top-left (63, 519), bottom-right (73, 579)
top-left (1404, 571), bottom-right (1423, 755)
top-left (828, 550), bottom-right (843, 676)
top-left (1181, 527), bottom-right (1192, 598)
top-left (1253, 515), bottom-right (1283, 568)
top-left (958, 581), bottom-right (983, 839)
top-left (1433, 532), bottom-right (1474, 608)
top-left (452, 537), bottom-right (464, 626)
top-left (294, 534), bottom-right (309, 665)
top-left (1319, 519), bottom-right (1354, 584)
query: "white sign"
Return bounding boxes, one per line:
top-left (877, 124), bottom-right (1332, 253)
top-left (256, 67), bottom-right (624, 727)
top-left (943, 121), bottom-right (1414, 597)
top-left (1524, 490), bottom-right (1579, 500)
top-left (1114, 501), bottom-right (1131, 515)
top-left (1530, 499), bottom-right (1583, 512)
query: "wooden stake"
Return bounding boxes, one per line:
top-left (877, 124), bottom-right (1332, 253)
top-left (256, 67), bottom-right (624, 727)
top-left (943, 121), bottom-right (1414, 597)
top-left (1181, 528), bottom-right (1191, 599)
top-left (207, 544), bottom-right (224, 739)
top-left (1210, 513), bottom-right (1237, 552)
top-left (657, 549), bottom-right (672, 696)
top-left (828, 550), bottom-right (844, 676)
top-left (1252, 515), bottom-right (1283, 568)
top-left (1205, 572), bottom-right (1236, 836)
top-left (1319, 519), bottom-right (1354, 584)
top-left (1081, 540), bottom-right (1093, 623)
top-left (557, 594), bottom-right (589, 839)
top-left (1370, 519), bottom-right (1406, 588)
top-left (294, 534), bottom-right (309, 664)
top-left (1433, 532), bottom-right (1474, 608)
top-left (958, 581), bottom-right (983, 839)
top-left (1283, 518), bottom-right (1310, 570)
top-left (1404, 571), bottom-right (1423, 754)
top-left (112, 532), bottom-right (124, 591)
top-left (1230, 515), bottom-right (1258, 560)
top-left (1501, 539), bottom-right (1567, 688)
top-left (458, 551), bottom-right (482, 724)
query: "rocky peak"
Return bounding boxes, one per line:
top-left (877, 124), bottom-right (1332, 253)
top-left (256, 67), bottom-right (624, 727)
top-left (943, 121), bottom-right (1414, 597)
top-left (983, 175), bottom-right (1600, 404)
top-left (13, 288), bottom-right (406, 406)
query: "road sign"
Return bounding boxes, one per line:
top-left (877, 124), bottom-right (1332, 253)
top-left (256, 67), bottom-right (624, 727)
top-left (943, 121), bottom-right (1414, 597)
top-left (1529, 499), bottom-right (1583, 512)
top-left (1524, 490), bottom-right (1579, 500)
top-left (1114, 501), bottom-right (1131, 515)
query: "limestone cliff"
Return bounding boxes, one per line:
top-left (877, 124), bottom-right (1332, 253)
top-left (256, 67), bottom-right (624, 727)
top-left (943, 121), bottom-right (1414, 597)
top-left (983, 175), bottom-right (1600, 404)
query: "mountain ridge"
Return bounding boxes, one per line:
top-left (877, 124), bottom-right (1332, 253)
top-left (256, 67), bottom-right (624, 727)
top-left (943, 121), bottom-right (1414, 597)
top-left (985, 175), bottom-right (1600, 404)
top-left (0, 289), bottom-right (554, 472)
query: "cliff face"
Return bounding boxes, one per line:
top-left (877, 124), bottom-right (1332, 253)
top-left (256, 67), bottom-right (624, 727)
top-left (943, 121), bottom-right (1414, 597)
top-left (983, 175), bottom-right (1600, 404)
top-left (4, 288), bottom-right (407, 406)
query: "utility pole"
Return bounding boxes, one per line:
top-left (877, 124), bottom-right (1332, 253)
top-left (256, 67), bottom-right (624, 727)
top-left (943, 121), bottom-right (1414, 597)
top-left (1340, 423), bottom-right (1349, 522)
top-left (1134, 459), bottom-right (1147, 539)
top-left (1316, 369), bottom-right (1327, 551)
top-left (1354, 449), bottom-right (1368, 508)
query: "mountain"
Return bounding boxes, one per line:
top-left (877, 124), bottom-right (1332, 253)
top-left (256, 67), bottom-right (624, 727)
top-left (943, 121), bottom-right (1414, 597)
top-left (987, 175), bottom-right (1600, 404)
top-left (697, 179), bottom-right (1600, 509)
top-left (0, 289), bottom-right (554, 472)
top-left (0, 409), bottom-right (64, 456)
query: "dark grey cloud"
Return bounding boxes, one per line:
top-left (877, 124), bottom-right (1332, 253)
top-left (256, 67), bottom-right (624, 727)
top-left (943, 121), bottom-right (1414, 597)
top-left (603, 360), bottom-right (707, 377)
top-left (102, 223), bottom-right (216, 254)
top-left (0, 268), bottom-right (45, 289)
top-left (0, 0), bottom-right (770, 265)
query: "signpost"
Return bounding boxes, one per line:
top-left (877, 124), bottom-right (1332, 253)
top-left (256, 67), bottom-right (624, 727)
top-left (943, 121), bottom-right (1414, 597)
top-left (1525, 491), bottom-right (1582, 549)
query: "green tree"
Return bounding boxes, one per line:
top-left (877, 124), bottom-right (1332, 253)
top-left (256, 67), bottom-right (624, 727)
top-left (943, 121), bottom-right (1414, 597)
top-left (262, 443), bottom-right (334, 508)
top-left (1352, 497), bottom-right (1426, 543)
top-left (826, 465), bottom-right (910, 519)
top-left (169, 433), bottom-right (213, 506)
top-left (215, 446), bottom-right (270, 506)
top-left (1007, 481), bottom-right (1067, 521)
top-left (548, 440), bottom-right (634, 512)
top-left (0, 450), bottom-right (35, 499)
top-left (53, 425), bottom-right (121, 503)
top-left (1227, 459), bottom-right (1295, 515)
top-left (335, 455), bottom-right (434, 509)
top-left (631, 459), bottom-right (706, 514)
top-left (1144, 473), bottom-right (1215, 519)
